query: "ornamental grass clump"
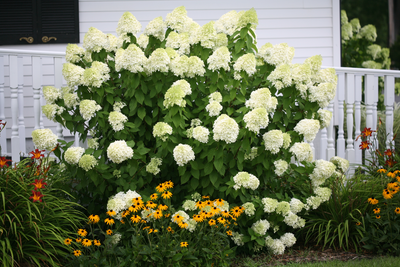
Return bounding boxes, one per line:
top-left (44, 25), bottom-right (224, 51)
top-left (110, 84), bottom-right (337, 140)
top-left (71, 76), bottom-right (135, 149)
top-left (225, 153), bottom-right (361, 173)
top-left (48, 7), bottom-right (344, 253)
top-left (63, 183), bottom-right (239, 266)
top-left (0, 147), bottom-right (85, 267)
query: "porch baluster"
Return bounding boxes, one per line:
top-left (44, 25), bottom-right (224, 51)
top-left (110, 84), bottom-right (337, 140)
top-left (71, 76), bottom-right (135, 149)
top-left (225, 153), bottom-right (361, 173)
top-left (10, 55), bottom-right (20, 162)
top-left (0, 55), bottom-right (6, 155)
top-left (54, 56), bottom-right (64, 139)
top-left (336, 72), bottom-right (345, 158)
top-left (354, 75), bottom-right (362, 164)
top-left (32, 56), bottom-right (42, 130)
top-left (345, 73), bottom-right (355, 173)
top-left (384, 75), bottom-right (395, 149)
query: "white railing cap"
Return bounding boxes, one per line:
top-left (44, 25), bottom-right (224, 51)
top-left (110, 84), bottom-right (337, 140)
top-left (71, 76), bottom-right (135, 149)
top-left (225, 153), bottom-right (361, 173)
top-left (323, 66), bottom-right (400, 77)
top-left (0, 48), bottom-right (65, 57)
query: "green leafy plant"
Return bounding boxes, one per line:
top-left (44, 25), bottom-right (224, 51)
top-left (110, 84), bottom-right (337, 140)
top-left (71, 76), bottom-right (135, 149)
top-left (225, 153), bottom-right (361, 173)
top-left (0, 149), bottom-right (85, 266)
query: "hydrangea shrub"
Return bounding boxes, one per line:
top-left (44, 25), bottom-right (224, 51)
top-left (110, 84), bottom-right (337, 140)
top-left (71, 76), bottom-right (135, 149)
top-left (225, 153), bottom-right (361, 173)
top-left (43, 7), bottom-right (348, 253)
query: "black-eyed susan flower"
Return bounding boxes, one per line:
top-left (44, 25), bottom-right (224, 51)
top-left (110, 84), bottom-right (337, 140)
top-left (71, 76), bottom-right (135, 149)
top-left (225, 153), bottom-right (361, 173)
top-left (129, 204), bottom-right (139, 213)
top-left (173, 214), bottom-right (184, 223)
top-left (230, 207), bottom-right (242, 217)
top-left (164, 213), bottom-right (170, 218)
top-left (376, 215), bottom-right (381, 219)
top-left (180, 241), bottom-right (188, 247)
top-left (131, 215), bottom-right (141, 223)
top-left (154, 210), bottom-right (163, 219)
top-left (368, 197), bottom-right (379, 205)
top-left (64, 238), bottom-right (72, 245)
top-left (210, 206), bottom-right (221, 215)
top-left (208, 219), bottom-right (216, 226)
top-left (221, 210), bottom-right (230, 218)
top-left (120, 219), bottom-right (125, 224)
top-left (150, 193), bottom-right (158, 200)
top-left (373, 208), bottom-right (380, 214)
top-left (76, 237), bottom-right (82, 243)
top-left (77, 229), bottom-right (87, 237)
top-left (106, 229), bottom-right (113, 235)
top-left (162, 191), bottom-right (173, 199)
top-left (88, 214), bottom-right (100, 224)
top-left (158, 204), bottom-right (168, 211)
top-left (383, 189), bottom-right (393, 199)
top-left (154, 229), bottom-right (159, 233)
top-left (195, 201), bottom-right (204, 209)
top-left (178, 222), bottom-right (188, 229)
top-left (73, 250), bottom-right (82, 257)
top-left (204, 200), bottom-right (213, 206)
top-left (377, 169), bottom-right (387, 174)
top-left (164, 180), bottom-right (174, 189)
top-left (167, 226), bottom-right (173, 232)
top-left (121, 210), bottom-right (130, 218)
top-left (146, 201), bottom-right (157, 209)
top-left (148, 228), bottom-right (154, 234)
top-left (226, 230), bottom-right (232, 236)
top-left (106, 210), bottom-right (116, 216)
top-left (193, 214), bottom-right (203, 222)
top-left (356, 222), bottom-right (361, 226)
top-left (143, 226), bottom-right (151, 230)
top-left (105, 218), bottom-right (115, 225)
top-left (387, 172), bottom-right (396, 179)
top-left (395, 207), bottom-right (400, 214)
top-left (156, 183), bottom-right (166, 193)
top-left (132, 197), bottom-right (144, 207)
top-left (82, 239), bottom-right (92, 247)
top-left (94, 239), bottom-right (101, 246)
top-left (217, 217), bottom-right (226, 224)
top-left (214, 199), bottom-right (224, 206)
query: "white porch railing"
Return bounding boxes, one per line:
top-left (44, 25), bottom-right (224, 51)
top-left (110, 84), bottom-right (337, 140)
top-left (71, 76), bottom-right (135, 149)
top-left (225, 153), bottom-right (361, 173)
top-left (1, 48), bottom-right (400, 169)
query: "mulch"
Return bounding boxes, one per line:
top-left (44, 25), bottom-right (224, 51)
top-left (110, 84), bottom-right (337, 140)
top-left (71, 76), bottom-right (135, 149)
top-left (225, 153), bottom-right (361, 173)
top-left (233, 244), bottom-right (384, 266)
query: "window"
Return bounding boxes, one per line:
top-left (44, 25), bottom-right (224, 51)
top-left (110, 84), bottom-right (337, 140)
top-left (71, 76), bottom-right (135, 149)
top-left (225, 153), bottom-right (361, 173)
top-left (0, 0), bottom-right (79, 45)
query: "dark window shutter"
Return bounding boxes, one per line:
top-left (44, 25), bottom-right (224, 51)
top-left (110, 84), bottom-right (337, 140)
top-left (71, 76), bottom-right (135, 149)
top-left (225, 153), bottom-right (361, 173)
top-left (0, 0), bottom-right (79, 45)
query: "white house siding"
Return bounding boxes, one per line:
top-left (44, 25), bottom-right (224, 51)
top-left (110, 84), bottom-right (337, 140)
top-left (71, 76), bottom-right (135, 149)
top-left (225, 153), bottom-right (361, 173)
top-left (0, 0), bottom-right (340, 154)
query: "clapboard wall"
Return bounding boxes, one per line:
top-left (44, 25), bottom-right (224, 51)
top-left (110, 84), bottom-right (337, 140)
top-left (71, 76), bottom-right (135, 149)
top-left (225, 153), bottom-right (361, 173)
top-left (0, 0), bottom-right (341, 154)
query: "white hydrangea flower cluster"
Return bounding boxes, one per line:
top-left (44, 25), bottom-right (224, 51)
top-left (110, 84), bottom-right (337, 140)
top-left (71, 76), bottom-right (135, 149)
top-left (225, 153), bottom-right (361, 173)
top-left (244, 147), bottom-right (258, 161)
top-left (106, 34), bottom-right (123, 52)
top-left (64, 146), bottom-right (85, 165)
top-left (186, 218), bottom-right (197, 232)
top-left (42, 104), bottom-right (64, 122)
top-left (163, 79), bottom-right (192, 108)
top-left (294, 119), bottom-right (320, 142)
top-left (215, 10), bottom-right (239, 36)
top-left (116, 12), bottom-right (141, 36)
top-left (82, 61), bottom-right (110, 88)
top-left (310, 159), bottom-right (336, 187)
top-left (115, 44), bottom-right (147, 73)
top-left (79, 100), bottom-right (101, 121)
top-left (276, 201), bottom-right (291, 215)
top-left (78, 154), bottom-right (98, 171)
top-left (252, 219), bottom-right (270, 236)
top-left (192, 126), bottom-right (210, 143)
top-left (262, 197), bottom-right (278, 213)
top-left (309, 82), bottom-right (336, 108)
top-left (144, 16), bottom-right (166, 41)
top-left (83, 27), bottom-right (109, 52)
top-left (233, 172), bottom-right (260, 190)
top-left (330, 156), bottom-right (350, 173)
top-left (173, 144), bottom-right (195, 166)
top-left (88, 138), bottom-right (99, 150)
top-left (166, 31), bottom-right (190, 55)
top-left (274, 159), bottom-right (289, 176)
top-left (242, 202), bottom-right (256, 216)
top-left (358, 24), bottom-right (377, 42)
top-left (65, 44), bottom-right (85, 63)
top-left (31, 129), bottom-right (58, 150)
top-left (206, 92), bottom-right (223, 117)
top-left (62, 63), bottom-right (84, 87)
top-left (182, 200), bottom-right (197, 211)
top-left (290, 63), bottom-right (312, 97)
top-left (207, 46), bottom-right (231, 72)
top-left (283, 212), bottom-right (306, 229)
top-left (317, 109), bottom-right (333, 129)
top-left (43, 86), bottom-right (61, 104)
top-left (113, 102), bottom-right (126, 112)
top-left (245, 88), bottom-right (278, 112)
top-left (145, 48), bottom-right (170, 73)
top-left (243, 108), bottom-right (269, 134)
top-left (153, 122), bottom-right (173, 141)
top-left (267, 64), bottom-right (292, 90)
top-left (231, 231), bottom-right (244, 246)
top-left (289, 198), bottom-right (304, 214)
top-left (107, 189), bottom-right (141, 217)
top-left (146, 157), bottom-right (162, 175)
top-left (63, 92), bottom-right (79, 108)
top-left (108, 111), bottom-right (128, 132)
top-left (280, 233), bottom-right (297, 247)
top-left (263, 130), bottom-right (284, 154)
top-left (259, 43), bottom-right (295, 66)
top-left (191, 192), bottom-right (202, 202)
top-left (137, 34), bottom-right (149, 49)
top-left (265, 236), bottom-right (285, 255)
top-left (107, 140), bottom-right (134, 164)
top-left (306, 196), bottom-right (322, 210)
top-left (213, 114), bottom-right (239, 144)
top-left (289, 142), bottom-right (313, 162)
top-left (233, 53), bottom-right (257, 80)
top-left (314, 187), bottom-right (332, 202)
top-left (304, 55), bottom-right (323, 74)
top-left (165, 6), bottom-right (193, 33)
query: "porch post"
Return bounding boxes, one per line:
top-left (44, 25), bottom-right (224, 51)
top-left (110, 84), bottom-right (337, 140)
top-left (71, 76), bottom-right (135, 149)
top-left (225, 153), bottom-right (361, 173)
top-left (0, 55), bottom-right (6, 155)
